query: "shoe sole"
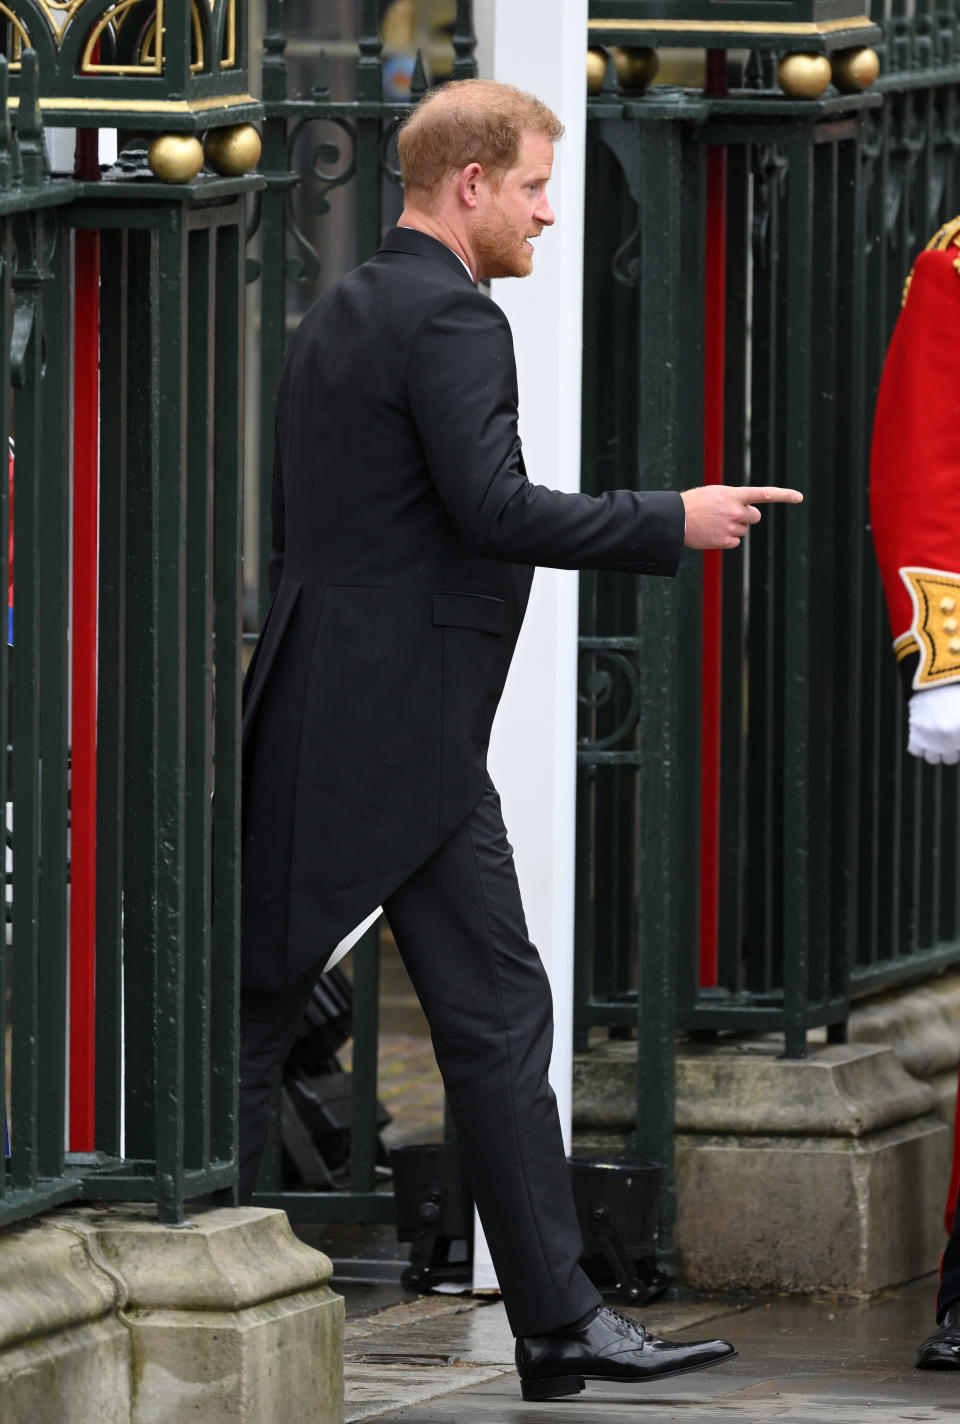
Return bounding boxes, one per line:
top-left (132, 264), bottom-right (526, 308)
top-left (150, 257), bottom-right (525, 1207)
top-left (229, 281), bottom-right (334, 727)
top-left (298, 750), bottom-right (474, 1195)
top-left (520, 1348), bottom-right (738, 1402)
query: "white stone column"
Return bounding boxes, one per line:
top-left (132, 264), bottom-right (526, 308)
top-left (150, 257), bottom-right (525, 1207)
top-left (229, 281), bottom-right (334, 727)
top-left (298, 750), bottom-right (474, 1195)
top-left (473, 0), bottom-right (588, 1296)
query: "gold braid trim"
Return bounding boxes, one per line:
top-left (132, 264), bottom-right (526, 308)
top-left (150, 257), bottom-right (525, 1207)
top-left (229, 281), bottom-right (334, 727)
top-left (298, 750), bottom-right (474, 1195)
top-left (899, 568), bottom-right (960, 689)
top-left (894, 632), bottom-right (919, 663)
top-left (902, 215), bottom-right (960, 306)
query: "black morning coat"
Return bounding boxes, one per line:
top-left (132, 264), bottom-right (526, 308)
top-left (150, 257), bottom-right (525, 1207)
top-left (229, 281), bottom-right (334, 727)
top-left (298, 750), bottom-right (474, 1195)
top-left (241, 226), bottom-right (686, 992)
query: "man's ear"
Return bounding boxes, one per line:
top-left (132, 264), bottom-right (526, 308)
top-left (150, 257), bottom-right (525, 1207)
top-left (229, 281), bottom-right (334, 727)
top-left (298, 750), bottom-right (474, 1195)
top-left (457, 162), bottom-right (484, 209)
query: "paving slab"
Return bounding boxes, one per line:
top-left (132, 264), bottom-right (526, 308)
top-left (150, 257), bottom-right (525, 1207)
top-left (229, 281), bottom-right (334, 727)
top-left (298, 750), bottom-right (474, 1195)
top-left (341, 1275), bottom-right (960, 1423)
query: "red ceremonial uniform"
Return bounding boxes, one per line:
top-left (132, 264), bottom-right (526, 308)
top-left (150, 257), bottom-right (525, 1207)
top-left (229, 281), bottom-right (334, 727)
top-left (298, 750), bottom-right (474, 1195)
top-left (869, 218), bottom-right (960, 1322)
top-left (870, 231), bottom-right (960, 693)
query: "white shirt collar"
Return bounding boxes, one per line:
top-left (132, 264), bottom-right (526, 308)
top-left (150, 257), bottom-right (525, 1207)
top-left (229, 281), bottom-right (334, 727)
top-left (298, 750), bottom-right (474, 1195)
top-left (442, 243), bottom-right (474, 282)
top-left (396, 224), bottom-right (475, 282)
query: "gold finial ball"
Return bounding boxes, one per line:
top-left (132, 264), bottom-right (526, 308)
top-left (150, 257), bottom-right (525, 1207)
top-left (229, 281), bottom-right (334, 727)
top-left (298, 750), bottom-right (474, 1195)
top-left (777, 52), bottom-right (832, 100)
top-left (611, 46), bottom-right (659, 93)
top-left (587, 46), bottom-right (609, 96)
top-left (147, 133), bottom-right (205, 184)
top-left (203, 123), bottom-right (263, 177)
top-left (830, 46), bottom-right (879, 93)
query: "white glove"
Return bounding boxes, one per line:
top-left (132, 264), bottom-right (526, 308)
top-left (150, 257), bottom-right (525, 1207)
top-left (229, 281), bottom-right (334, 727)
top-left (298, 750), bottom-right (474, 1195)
top-left (907, 685), bottom-right (960, 764)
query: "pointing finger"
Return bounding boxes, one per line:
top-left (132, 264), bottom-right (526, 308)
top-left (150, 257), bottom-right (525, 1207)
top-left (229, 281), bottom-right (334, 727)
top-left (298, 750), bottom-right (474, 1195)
top-left (740, 486), bottom-right (803, 504)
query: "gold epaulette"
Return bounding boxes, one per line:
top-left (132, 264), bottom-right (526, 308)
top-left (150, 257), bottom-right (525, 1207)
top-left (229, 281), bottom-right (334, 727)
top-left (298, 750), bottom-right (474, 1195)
top-left (902, 215), bottom-right (960, 307)
top-left (898, 568), bottom-right (960, 688)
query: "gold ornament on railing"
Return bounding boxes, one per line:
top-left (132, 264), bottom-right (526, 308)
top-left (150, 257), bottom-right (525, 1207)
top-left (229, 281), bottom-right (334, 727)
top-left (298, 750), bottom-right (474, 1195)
top-left (587, 46), bottom-right (608, 95)
top-left (147, 133), bottom-right (205, 184)
top-left (611, 46), bottom-right (659, 94)
top-left (203, 124), bottom-right (262, 177)
top-left (777, 52), bottom-right (832, 99)
top-left (587, 43), bottom-right (659, 97)
top-left (830, 46), bottom-right (879, 94)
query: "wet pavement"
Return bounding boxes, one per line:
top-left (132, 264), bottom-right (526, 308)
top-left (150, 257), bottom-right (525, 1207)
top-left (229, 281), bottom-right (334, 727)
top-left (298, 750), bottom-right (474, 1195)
top-left (320, 939), bottom-right (960, 1419)
top-left (336, 1274), bottom-right (960, 1423)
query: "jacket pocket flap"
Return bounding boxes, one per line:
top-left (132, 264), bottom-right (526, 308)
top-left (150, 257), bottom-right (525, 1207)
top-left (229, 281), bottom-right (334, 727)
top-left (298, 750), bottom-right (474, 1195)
top-left (432, 591), bottom-right (505, 635)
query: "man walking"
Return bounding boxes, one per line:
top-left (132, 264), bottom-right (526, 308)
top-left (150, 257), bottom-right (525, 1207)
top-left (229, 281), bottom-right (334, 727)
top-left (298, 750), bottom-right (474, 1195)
top-left (241, 78), bottom-right (801, 1401)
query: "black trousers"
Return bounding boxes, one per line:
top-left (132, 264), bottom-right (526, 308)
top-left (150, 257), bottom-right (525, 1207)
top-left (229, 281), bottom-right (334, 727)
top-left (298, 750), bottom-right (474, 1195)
top-left (939, 1196), bottom-right (960, 1321)
top-left (239, 777), bottom-right (601, 1338)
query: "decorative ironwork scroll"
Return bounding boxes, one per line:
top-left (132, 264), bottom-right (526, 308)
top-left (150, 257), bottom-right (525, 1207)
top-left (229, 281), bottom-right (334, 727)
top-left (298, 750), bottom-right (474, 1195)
top-left (2, 0), bottom-right (254, 130)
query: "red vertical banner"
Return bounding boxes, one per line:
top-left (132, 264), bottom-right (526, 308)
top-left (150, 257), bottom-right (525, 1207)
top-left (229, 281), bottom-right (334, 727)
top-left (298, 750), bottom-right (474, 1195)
top-left (700, 52), bottom-right (728, 989)
top-left (69, 129), bottom-right (100, 1151)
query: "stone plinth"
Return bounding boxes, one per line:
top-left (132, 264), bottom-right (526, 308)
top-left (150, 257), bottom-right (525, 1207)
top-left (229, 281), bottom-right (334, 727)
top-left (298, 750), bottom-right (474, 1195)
top-left (675, 1114), bottom-right (946, 1294)
top-left (848, 971), bottom-right (960, 1125)
top-left (0, 1219), bottom-right (129, 1423)
top-left (0, 1205), bottom-right (344, 1424)
top-left (574, 1038), bottom-right (951, 1296)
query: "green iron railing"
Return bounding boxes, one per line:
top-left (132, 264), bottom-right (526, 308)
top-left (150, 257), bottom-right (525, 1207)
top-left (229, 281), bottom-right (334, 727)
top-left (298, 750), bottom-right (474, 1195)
top-left (576, 0), bottom-right (960, 1052)
top-left (575, 0), bottom-right (960, 1253)
top-left (78, 173), bottom-right (251, 1222)
top-left (0, 2), bottom-right (258, 1229)
top-left (0, 52), bottom-right (78, 1229)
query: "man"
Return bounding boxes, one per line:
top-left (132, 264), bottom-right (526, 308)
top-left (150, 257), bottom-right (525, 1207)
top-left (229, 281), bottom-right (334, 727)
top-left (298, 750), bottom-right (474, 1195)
top-left (870, 215), bottom-right (960, 1368)
top-left (241, 78), bottom-right (801, 1401)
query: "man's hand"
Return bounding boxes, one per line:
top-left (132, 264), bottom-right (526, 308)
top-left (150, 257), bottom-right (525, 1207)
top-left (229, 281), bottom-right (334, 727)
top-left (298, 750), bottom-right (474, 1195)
top-left (681, 485), bottom-right (804, 550)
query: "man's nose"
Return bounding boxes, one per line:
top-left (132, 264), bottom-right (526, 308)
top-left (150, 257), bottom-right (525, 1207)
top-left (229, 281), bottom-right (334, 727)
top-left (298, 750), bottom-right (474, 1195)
top-left (536, 197), bottom-right (556, 227)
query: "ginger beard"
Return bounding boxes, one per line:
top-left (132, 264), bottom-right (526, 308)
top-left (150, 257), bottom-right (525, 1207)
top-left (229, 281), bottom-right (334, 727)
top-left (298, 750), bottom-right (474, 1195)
top-left (472, 182), bottom-right (540, 279)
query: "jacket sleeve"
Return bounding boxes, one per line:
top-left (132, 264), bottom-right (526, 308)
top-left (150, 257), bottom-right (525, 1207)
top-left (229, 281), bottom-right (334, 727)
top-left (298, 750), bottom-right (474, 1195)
top-left (405, 289), bottom-right (685, 573)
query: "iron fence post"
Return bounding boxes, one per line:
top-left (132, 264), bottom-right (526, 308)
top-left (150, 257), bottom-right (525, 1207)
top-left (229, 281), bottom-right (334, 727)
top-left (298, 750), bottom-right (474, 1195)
top-left (781, 130), bottom-right (814, 1060)
top-left (632, 117), bottom-right (691, 1262)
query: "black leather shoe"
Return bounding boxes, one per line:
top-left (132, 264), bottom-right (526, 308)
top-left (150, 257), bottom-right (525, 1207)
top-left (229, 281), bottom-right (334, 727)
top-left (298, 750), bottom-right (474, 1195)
top-left (917, 1303), bottom-right (960, 1369)
top-left (515, 1305), bottom-right (737, 1401)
